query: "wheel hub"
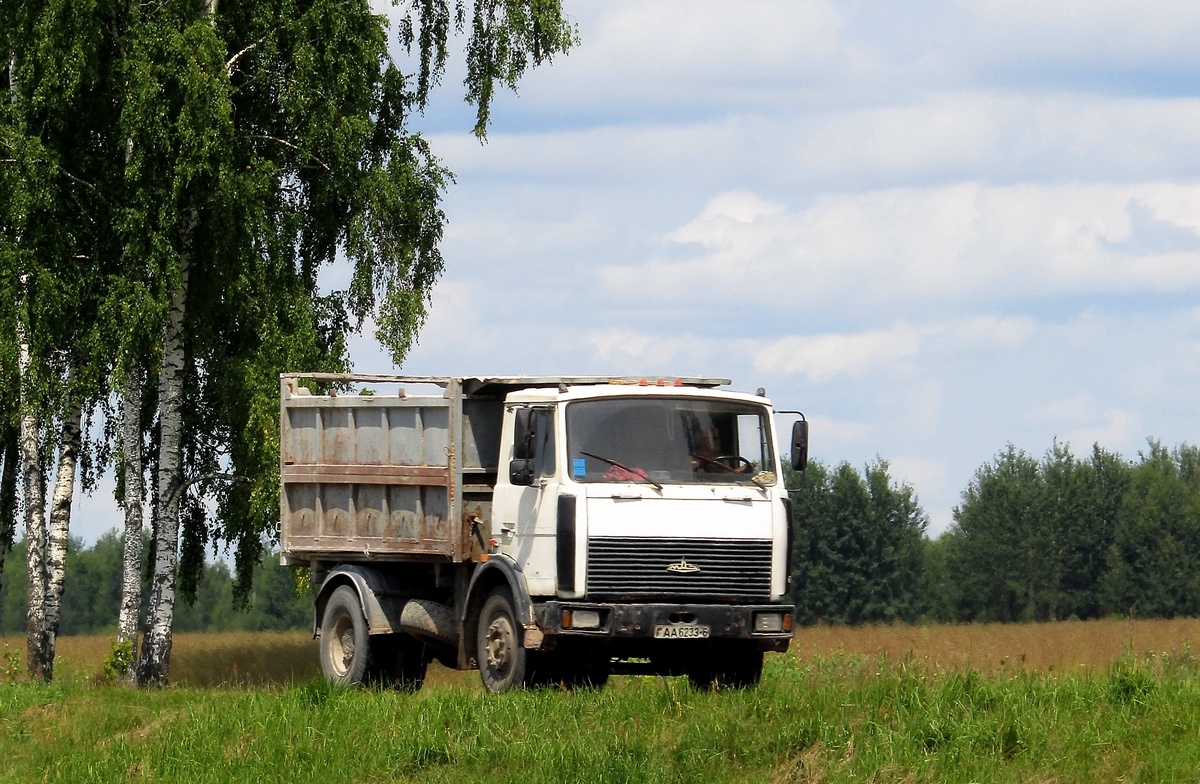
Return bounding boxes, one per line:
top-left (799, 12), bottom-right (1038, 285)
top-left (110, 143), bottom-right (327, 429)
top-left (485, 618), bottom-right (514, 673)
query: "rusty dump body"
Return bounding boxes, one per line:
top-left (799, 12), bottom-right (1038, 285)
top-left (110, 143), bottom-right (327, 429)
top-left (278, 373), bottom-right (730, 566)
top-left (279, 374), bottom-right (502, 565)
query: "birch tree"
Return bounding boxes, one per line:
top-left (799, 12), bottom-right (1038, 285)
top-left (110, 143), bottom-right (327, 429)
top-left (0, 55), bottom-right (19, 601)
top-left (114, 368), bottom-right (145, 682)
top-left (2, 0), bottom-right (135, 677)
top-left (127, 0), bottom-right (575, 686)
top-left (4, 0), bottom-right (575, 685)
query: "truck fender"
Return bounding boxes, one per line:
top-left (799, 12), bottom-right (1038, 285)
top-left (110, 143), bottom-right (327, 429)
top-left (313, 564), bottom-right (403, 637)
top-left (461, 555), bottom-right (542, 666)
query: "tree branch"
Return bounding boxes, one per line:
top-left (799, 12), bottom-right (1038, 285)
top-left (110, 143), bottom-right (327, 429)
top-left (167, 471), bottom-right (250, 509)
top-left (226, 34), bottom-right (267, 78)
top-left (58, 168), bottom-right (111, 206)
top-left (250, 135), bottom-right (331, 172)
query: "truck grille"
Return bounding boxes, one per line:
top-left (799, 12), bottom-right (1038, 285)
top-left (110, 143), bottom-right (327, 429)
top-left (586, 537), bottom-right (772, 600)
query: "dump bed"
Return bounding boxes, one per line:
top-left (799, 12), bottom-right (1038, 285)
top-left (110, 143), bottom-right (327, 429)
top-left (278, 374), bottom-right (503, 565)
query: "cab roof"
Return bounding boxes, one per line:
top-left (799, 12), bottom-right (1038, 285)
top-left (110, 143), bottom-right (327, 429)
top-left (281, 373), bottom-right (732, 398)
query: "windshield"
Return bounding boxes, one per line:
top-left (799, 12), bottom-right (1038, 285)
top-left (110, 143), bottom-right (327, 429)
top-left (566, 397), bottom-right (776, 486)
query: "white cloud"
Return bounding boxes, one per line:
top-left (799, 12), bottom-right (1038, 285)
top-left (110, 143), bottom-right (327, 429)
top-left (959, 0), bottom-right (1200, 64)
top-left (439, 91), bottom-right (1200, 199)
top-left (599, 182), bottom-right (1200, 323)
top-left (753, 324), bottom-right (932, 381)
top-left (804, 414), bottom-right (877, 446)
top-left (1028, 394), bottom-right (1144, 455)
top-left (1064, 410), bottom-right (1143, 454)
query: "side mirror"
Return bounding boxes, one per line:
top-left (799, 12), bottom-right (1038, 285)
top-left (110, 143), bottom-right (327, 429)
top-left (513, 408), bottom-right (537, 460)
top-left (509, 458), bottom-right (535, 486)
top-left (790, 418), bottom-right (809, 471)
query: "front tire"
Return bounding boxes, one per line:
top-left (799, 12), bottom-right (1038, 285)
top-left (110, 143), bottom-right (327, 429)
top-left (477, 588), bottom-right (527, 693)
top-left (320, 585), bottom-right (371, 687)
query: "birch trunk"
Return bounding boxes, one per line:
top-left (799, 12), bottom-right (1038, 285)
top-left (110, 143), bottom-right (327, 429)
top-left (116, 370), bottom-right (145, 683)
top-left (17, 297), bottom-right (48, 680)
top-left (39, 397), bottom-right (83, 681)
top-left (1, 56), bottom-right (18, 601)
top-left (137, 208), bottom-right (195, 687)
top-left (0, 428), bottom-right (17, 595)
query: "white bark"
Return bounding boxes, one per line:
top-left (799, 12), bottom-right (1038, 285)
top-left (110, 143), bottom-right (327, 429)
top-left (0, 430), bottom-right (16, 594)
top-left (138, 208), bottom-right (195, 687)
top-left (17, 288), bottom-right (47, 680)
top-left (39, 397), bottom-right (82, 681)
top-left (1, 55), bottom-right (20, 600)
top-left (116, 369), bottom-right (145, 683)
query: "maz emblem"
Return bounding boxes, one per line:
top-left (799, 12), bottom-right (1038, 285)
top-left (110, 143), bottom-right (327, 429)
top-left (666, 557), bottom-right (701, 574)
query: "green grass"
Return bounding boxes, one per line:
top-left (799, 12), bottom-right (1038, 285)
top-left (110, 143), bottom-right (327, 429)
top-left (3, 651), bottom-right (1200, 783)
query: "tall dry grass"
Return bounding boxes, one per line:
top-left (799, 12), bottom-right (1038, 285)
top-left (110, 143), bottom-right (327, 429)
top-left (791, 617), bottom-right (1200, 672)
top-left (1, 631), bottom-right (318, 686)
top-left (5, 617), bottom-right (1200, 687)
top-left (1, 630), bottom-right (477, 688)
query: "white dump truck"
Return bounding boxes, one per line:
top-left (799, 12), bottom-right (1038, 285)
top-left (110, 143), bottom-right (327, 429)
top-left (279, 373), bottom-right (807, 692)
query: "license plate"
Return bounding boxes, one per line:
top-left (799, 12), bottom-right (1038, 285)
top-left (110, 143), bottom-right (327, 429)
top-left (654, 624), bottom-right (710, 639)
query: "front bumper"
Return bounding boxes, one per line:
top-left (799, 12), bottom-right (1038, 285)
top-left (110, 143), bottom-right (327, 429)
top-left (538, 601), bottom-right (794, 645)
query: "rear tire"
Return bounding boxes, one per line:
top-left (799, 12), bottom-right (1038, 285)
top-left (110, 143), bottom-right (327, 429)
top-left (477, 588), bottom-right (527, 693)
top-left (320, 586), bottom-right (371, 687)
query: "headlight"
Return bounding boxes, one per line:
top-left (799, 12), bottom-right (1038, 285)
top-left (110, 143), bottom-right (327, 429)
top-left (563, 608), bottom-right (602, 630)
top-left (571, 609), bottom-right (602, 629)
top-left (754, 612), bottom-right (783, 633)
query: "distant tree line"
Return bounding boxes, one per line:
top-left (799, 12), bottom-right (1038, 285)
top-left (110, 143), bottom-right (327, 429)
top-left (788, 440), bottom-right (1200, 625)
top-left (7, 437), bottom-right (1197, 636)
top-left (0, 532), bottom-right (309, 636)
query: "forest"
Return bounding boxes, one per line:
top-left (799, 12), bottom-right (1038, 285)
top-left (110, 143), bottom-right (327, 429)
top-left (790, 437), bottom-right (1200, 625)
top-left (2, 436), bottom-right (1197, 636)
top-left (0, 534), bottom-right (308, 636)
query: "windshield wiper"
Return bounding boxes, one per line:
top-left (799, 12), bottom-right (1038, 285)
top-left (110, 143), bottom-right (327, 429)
top-left (580, 450), bottom-right (663, 491)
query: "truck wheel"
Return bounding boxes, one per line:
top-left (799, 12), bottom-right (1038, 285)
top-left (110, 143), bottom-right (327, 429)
top-left (477, 588), bottom-right (527, 693)
top-left (369, 633), bottom-right (427, 692)
top-left (320, 585), bottom-right (372, 687)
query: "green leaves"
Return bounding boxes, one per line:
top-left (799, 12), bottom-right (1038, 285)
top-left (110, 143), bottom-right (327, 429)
top-left (398, 0), bottom-right (579, 138)
top-left (788, 459), bottom-right (928, 625)
top-left (2, 0), bottom-right (575, 659)
top-left (942, 440), bottom-right (1200, 623)
top-left (1100, 443), bottom-right (1200, 619)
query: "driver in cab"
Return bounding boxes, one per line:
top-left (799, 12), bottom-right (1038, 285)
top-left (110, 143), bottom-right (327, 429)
top-left (691, 426), bottom-right (755, 475)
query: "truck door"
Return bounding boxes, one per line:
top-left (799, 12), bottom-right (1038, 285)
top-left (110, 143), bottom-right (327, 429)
top-left (493, 406), bottom-right (563, 597)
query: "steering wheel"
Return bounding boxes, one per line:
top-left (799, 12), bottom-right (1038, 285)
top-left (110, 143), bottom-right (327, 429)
top-left (693, 453), bottom-right (753, 473)
top-left (714, 454), bottom-right (754, 472)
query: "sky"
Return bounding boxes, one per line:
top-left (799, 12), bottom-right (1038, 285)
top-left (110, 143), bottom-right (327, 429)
top-left (72, 0), bottom-right (1200, 542)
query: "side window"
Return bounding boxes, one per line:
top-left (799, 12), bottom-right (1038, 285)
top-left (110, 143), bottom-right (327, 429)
top-left (532, 409), bottom-right (557, 478)
top-left (736, 413), bottom-right (766, 467)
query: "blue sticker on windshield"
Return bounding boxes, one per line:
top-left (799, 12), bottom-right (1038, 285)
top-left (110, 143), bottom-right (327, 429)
top-left (573, 458), bottom-right (586, 478)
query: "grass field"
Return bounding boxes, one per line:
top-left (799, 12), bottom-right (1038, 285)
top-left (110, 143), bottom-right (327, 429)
top-left (7, 616), bottom-right (1198, 686)
top-left (2, 620), bottom-right (1200, 782)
